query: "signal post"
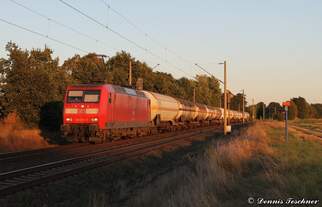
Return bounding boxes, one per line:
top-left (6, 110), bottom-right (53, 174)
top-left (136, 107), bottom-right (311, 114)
top-left (282, 101), bottom-right (291, 142)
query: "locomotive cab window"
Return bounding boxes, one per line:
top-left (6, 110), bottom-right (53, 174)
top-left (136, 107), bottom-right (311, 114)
top-left (67, 90), bottom-right (83, 103)
top-left (84, 90), bottom-right (100, 103)
top-left (67, 90), bottom-right (100, 103)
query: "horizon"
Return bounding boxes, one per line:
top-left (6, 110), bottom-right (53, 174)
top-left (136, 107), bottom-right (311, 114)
top-left (1, 0), bottom-right (321, 104)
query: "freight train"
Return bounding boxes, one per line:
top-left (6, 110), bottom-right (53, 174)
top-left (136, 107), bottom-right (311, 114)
top-left (61, 84), bottom-right (250, 143)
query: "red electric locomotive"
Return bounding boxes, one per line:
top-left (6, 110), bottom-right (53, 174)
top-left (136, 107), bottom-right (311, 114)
top-left (62, 84), bottom-right (151, 143)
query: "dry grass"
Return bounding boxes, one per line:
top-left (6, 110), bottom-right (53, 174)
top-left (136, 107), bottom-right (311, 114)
top-left (3, 121), bottom-right (319, 206)
top-left (267, 119), bottom-right (322, 143)
top-left (288, 126), bottom-right (322, 143)
top-left (0, 113), bottom-right (52, 153)
top-left (125, 123), bottom-right (280, 207)
top-left (290, 119), bottom-right (322, 136)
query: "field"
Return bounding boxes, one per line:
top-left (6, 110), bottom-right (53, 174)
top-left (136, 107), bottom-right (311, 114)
top-left (290, 119), bottom-right (322, 138)
top-left (126, 121), bottom-right (322, 207)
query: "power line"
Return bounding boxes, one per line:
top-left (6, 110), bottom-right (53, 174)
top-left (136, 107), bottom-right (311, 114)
top-left (100, 0), bottom-right (147, 36)
top-left (99, 0), bottom-right (197, 78)
top-left (9, 0), bottom-right (117, 51)
top-left (0, 17), bottom-right (89, 53)
top-left (100, 1), bottom-right (174, 52)
top-left (99, 2), bottom-right (182, 57)
top-left (59, 0), bottom-right (194, 78)
top-left (100, 1), bottom-right (215, 77)
top-left (100, 0), bottom-right (168, 55)
top-left (59, 0), bottom-right (148, 52)
top-left (194, 63), bottom-right (223, 84)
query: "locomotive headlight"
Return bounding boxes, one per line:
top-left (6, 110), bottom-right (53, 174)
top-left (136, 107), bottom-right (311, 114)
top-left (91, 117), bottom-right (98, 122)
top-left (66, 117), bottom-right (72, 122)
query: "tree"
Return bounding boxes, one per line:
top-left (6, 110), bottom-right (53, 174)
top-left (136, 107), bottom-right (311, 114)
top-left (105, 51), bottom-right (158, 91)
top-left (194, 75), bottom-right (221, 106)
top-left (1, 42), bottom-right (69, 126)
top-left (62, 53), bottom-right (108, 84)
top-left (256, 102), bottom-right (266, 119)
top-left (311, 104), bottom-right (322, 118)
top-left (288, 101), bottom-right (298, 120)
top-left (291, 97), bottom-right (311, 119)
top-left (230, 93), bottom-right (247, 111)
top-left (131, 60), bottom-right (155, 91)
top-left (176, 77), bottom-right (194, 101)
top-left (0, 58), bottom-right (7, 119)
top-left (266, 102), bottom-right (282, 120)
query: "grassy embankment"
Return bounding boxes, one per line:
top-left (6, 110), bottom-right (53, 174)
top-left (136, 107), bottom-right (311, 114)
top-left (1, 121), bottom-right (321, 207)
top-left (127, 121), bottom-right (322, 207)
top-left (0, 113), bottom-right (52, 153)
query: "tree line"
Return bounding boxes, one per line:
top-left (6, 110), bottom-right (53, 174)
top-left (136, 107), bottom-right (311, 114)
top-left (0, 42), bottom-right (222, 129)
top-left (0, 42), bottom-right (320, 132)
top-left (247, 97), bottom-right (322, 120)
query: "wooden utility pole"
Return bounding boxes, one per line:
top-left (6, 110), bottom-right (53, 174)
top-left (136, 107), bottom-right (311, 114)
top-left (285, 106), bottom-right (288, 142)
top-left (223, 60), bottom-right (228, 135)
top-left (227, 90), bottom-right (231, 126)
top-left (263, 103), bottom-right (265, 120)
top-left (193, 88), bottom-right (196, 104)
top-left (242, 89), bottom-right (245, 124)
top-left (252, 98), bottom-right (255, 120)
top-left (128, 60), bottom-right (132, 86)
top-left (136, 78), bottom-right (143, 90)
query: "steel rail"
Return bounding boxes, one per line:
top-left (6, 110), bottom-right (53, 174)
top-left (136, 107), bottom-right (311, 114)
top-left (0, 127), bottom-right (218, 197)
top-left (0, 125), bottom-right (220, 173)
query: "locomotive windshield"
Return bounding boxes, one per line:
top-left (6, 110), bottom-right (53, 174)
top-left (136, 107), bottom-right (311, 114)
top-left (67, 90), bottom-right (100, 103)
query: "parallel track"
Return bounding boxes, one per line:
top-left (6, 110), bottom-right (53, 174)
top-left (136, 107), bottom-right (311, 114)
top-left (0, 125), bottom-right (222, 197)
top-left (0, 143), bottom-right (87, 162)
top-left (0, 125), bottom-right (221, 173)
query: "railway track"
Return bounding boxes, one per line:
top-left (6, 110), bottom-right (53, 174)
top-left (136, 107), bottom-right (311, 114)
top-left (0, 143), bottom-right (87, 162)
top-left (0, 125), bottom-right (222, 197)
top-left (0, 125), bottom-right (222, 173)
top-left (0, 143), bottom-right (94, 173)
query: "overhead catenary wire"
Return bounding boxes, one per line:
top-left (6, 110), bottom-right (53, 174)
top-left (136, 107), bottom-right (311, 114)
top-left (195, 63), bottom-right (224, 84)
top-left (3, 0), bottom-right (195, 79)
top-left (59, 0), bottom-right (195, 78)
top-left (100, 0), bottom-right (166, 57)
top-left (0, 17), bottom-right (89, 53)
top-left (100, 0), bottom-right (147, 36)
top-left (99, 0), bottom-right (216, 77)
top-left (9, 0), bottom-right (117, 51)
top-left (99, 1), bottom-right (179, 54)
top-left (59, 0), bottom-right (147, 52)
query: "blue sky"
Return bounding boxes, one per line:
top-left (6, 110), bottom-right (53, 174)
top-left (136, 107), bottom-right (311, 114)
top-left (1, 0), bottom-right (321, 104)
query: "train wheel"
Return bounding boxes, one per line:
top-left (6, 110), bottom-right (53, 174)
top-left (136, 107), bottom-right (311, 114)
top-left (154, 115), bottom-right (161, 126)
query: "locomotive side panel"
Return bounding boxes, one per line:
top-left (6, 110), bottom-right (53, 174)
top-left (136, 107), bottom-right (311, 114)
top-left (109, 86), bottom-right (150, 128)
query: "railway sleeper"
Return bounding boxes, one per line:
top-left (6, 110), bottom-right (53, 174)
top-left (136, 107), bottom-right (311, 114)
top-left (64, 120), bottom-right (244, 144)
top-left (0, 181), bottom-right (17, 187)
top-left (11, 177), bottom-right (30, 182)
